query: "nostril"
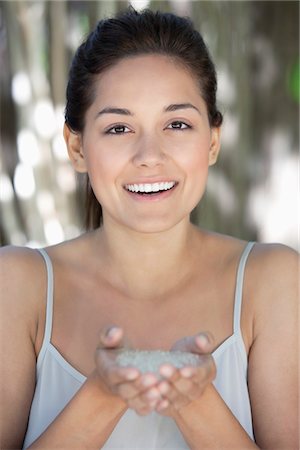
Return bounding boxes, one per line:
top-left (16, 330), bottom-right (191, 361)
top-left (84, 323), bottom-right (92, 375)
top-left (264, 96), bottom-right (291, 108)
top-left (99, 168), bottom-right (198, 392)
top-left (132, 142), bottom-right (166, 167)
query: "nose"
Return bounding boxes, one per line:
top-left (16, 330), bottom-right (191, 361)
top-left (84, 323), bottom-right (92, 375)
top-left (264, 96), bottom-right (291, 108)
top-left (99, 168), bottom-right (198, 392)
top-left (132, 134), bottom-right (166, 168)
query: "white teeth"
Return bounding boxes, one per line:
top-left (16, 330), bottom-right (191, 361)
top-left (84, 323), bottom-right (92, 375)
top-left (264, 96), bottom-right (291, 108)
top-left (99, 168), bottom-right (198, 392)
top-left (125, 181), bottom-right (176, 193)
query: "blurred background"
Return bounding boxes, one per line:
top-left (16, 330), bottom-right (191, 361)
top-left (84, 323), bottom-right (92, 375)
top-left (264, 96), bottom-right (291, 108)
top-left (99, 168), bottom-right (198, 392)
top-left (0, 0), bottom-right (299, 250)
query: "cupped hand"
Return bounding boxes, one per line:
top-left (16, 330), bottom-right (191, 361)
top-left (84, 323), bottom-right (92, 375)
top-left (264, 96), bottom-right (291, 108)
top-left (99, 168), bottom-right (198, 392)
top-left (94, 326), bottom-right (162, 415)
top-left (154, 333), bottom-right (216, 416)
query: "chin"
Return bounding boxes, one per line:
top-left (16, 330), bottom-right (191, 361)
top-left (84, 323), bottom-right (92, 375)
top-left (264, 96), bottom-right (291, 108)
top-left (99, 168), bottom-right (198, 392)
top-left (122, 215), bottom-right (190, 235)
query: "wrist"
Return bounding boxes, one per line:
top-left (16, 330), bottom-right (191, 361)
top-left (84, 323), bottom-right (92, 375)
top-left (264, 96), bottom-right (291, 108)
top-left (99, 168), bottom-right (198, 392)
top-left (87, 370), bottom-right (128, 412)
top-left (172, 383), bottom-right (214, 421)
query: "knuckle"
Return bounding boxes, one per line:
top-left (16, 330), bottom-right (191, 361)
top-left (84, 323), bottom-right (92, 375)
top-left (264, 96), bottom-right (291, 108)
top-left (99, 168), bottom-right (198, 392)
top-left (117, 384), bottom-right (133, 400)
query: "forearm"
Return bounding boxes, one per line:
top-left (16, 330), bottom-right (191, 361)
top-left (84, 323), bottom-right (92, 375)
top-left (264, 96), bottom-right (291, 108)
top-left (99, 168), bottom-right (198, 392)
top-left (27, 372), bottom-right (127, 449)
top-left (173, 384), bottom-right (259, 450)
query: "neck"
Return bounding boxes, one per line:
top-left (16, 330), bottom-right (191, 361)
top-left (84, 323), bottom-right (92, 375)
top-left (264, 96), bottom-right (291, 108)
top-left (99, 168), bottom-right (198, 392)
top-left (94, 218), bottom-right (202, 301)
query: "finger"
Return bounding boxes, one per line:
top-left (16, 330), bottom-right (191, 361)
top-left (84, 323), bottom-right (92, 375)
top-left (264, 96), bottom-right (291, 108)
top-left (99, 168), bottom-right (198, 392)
top-left (158, 366), bottom-right (188, 407)
top-left (159, 381), bottom-right (188, 410)
top-left (127, 396), bottom-right (158, 416)
top-left (116, 379), bottom-right (142, 400)
top-left (126, 388), bottom-right (160, 415)
top-left (131, 373), bottom-right (161, 405)
top-left (135, 373), bottom-right (160, 390)
top-left (159, 364), bottom-right (180, 382)
top-left (104, 364), bottom-right (140, 386)
top-left (115, 371), bottom-right (160, 402)
top-left (98, 326), bottom-right (124, 349)
top-left (172, 374), bottom-right (200, 400)
top-left (116, 372), bottom-right (158, 399)
top-left (190, 356), bottom-right (216, 384)
top-left (158, 370), bottom-right (193, 399)
top-left (156, 398), bottom-right (170, 413)
top-left (194, 332), bottom-right (215, 354)
top-left (171, 332), bottom-right (214, 354)
top-left (158, 366), bottom-right (207, 408)
top-left (141, 385), bottom-right (162, 404)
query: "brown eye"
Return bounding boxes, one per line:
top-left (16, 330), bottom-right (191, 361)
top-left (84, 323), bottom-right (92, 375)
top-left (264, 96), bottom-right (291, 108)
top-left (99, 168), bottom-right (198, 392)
top-left (167, 121), bottom-right (191, 130)
top-left (106, 125), bottom-right (131, 134)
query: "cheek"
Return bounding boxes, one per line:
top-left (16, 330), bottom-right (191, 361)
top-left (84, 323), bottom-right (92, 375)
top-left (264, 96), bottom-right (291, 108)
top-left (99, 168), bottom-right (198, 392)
top-left (178, 141), bottom-right (210, 204)
top-left (177, 139), bottom-right (210, 176)
top-left (84, 141), bottom-right (125, 183)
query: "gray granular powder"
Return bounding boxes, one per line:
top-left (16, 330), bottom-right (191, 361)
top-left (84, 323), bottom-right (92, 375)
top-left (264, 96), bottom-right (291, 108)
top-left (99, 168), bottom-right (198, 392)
top-left (116, 349), bottom-right (200, 374)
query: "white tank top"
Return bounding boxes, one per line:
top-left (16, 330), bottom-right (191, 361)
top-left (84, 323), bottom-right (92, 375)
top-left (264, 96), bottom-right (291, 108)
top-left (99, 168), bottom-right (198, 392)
top-left (23, 242), bottom-right (255, 449)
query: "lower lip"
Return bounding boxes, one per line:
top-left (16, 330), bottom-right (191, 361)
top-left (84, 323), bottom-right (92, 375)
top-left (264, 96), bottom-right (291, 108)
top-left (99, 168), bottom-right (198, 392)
top-left (124, 184), bottom-right (178, 202)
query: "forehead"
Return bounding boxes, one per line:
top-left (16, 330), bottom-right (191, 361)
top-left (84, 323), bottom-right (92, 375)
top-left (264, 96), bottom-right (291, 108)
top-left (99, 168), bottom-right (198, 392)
top-left (91, 54), bottom-right (204, 109)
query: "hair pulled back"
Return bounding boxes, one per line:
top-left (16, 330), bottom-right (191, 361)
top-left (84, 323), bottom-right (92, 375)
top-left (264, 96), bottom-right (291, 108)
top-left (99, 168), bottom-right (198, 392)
top-left (65, 7), bottom-right (223, 229)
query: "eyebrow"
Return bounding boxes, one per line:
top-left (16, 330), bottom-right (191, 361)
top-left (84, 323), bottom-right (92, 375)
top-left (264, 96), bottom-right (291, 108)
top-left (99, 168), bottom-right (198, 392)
top-left (163, 103), bottom-right (201, 114)
top-left (96, 107), bottom-right (133, 117)
top-left (95, 103), bottom-right (200, 118)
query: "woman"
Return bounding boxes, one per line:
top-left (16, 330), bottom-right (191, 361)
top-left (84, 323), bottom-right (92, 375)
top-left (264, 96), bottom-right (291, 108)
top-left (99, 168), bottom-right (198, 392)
top-left (0, 8), bottom-right (298, 449)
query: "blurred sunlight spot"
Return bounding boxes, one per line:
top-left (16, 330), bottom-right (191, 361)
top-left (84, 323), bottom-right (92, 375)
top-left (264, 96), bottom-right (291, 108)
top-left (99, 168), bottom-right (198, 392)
top-left (37, 191), bottom-right (55, 217)
top-left (247, 130), bottom-right (298, 249)
top-left (56, 165), bottom-right (76, 193)
top-left (201, 22), bottom-right (217, 54)
top-left (170, 0), bottom-right (192, 16)
top-left (34, 99), bottom-right (56, 139)
top-left (67, 15), bottom-right (87, 52)
top-left (44, 218), bottom-right (64, 244)
top-left (52, 134), bottom-right (69, 161)
top-left (13, 164), bottom-right (36, 199)
top-left (220, 113), bottom-right (240, 149)
top-left (252, 37), bottom-right (277, 89)
top-left (11, 231), bottom-right (27, 246)
top-left (0, 173), bottom-right (14, 202)
top-left (17, 129), bottom-right (41, 166)
top-left (218, 68), bottom-right (236, 105)
top-left (11, 72), bottom-right (32, 105)
top-left (65, 224), bottom-right (81, 240)
top-left (129, 0), bottom-right (150, 10)
top-left (26, 240), bottom-right (44, 249)
top-left (55, 104), bottom-right (66, 129)
top-left (207, 171), bottom-right (236, 215)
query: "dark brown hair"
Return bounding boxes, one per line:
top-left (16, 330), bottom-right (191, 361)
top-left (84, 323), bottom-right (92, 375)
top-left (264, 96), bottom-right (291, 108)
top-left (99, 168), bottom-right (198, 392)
top-left (65, 7), bottom-right (223, 229)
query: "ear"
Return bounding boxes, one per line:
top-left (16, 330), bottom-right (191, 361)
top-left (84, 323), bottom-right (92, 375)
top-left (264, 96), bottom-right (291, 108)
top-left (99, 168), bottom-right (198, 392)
top-left (63, 123), bottom-right (88, 173)
top-left (208, 127), bottom-right (221, 166)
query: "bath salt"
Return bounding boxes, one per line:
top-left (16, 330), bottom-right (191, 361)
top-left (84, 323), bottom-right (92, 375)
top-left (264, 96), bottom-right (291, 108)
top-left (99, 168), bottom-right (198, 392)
top-left (116, 349), bottom-right (200, 374)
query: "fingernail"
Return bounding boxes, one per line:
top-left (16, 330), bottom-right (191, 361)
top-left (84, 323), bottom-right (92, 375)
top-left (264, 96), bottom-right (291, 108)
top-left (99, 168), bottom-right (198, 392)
top-left (160, 365), bottom-right (174, 378)
top-left (147, 388), bottom-right (160, 399)
top-left (196, 334), bottom-right (209, 347)
top-left (157, 399), bottom-right (169, 411)
top-left (181, 367), bottom-right (194, 377)
top-left (158, 381), bottom-right (169, 394)
top-left (106, 327), bottom-right (119, 340)
top-left (142, 375), bottom-right (156, 387)
top-left (125, 370), bottom-right (139, 380)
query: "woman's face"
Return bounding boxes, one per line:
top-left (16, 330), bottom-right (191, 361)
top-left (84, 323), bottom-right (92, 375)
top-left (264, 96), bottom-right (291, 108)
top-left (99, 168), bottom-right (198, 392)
top-left (70, 54), bottom-right (220, 233)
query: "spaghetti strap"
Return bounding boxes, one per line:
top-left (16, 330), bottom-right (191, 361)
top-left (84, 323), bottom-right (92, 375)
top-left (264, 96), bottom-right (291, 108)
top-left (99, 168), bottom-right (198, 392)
top-left (233, 242), bottom-right (255, 335)
top-left (36, 248), bottom-right (54, 346)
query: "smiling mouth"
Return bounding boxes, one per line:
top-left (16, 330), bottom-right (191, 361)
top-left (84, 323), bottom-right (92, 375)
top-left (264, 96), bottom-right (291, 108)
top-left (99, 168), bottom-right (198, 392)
top-left (124, 181), bottom-right (177, 195)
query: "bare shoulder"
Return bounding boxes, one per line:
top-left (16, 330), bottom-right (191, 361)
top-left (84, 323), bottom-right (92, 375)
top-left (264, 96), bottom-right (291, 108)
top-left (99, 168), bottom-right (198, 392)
top-left (248, 242), bottom-right (299, 301)
top-left (0, 245), bottom-right (47, 339)
top-left (0, 245), bottom-right (46, 293)
top-left (250, 241), bottom-right (298, 275)
top-left (245, 242), bottom-right (299, 341)
top-left (245, 243), bottom-right (298, 447)
top-left (0, 246), bottom-right (49, 448)
top-left (201, 232), bottom-right (298, 337)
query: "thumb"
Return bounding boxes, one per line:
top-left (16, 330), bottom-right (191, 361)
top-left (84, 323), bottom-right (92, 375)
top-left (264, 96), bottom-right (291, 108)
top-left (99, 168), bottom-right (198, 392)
top-left (98, 325), bottom-right (124, 349)
top-left (172, 332), bottom-right (214, 355)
